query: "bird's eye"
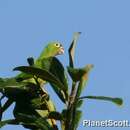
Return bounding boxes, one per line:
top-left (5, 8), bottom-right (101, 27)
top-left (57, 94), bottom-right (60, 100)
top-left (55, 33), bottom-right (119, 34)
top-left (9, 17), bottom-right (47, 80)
top-left (54, 43), bottom-right (60, 47)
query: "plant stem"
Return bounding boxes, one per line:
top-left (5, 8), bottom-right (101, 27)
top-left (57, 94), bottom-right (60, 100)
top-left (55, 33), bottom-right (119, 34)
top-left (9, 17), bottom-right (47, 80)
top-left (34, 76), bottom-right (58, 130)
top-left (65, 82), bottom-right (77, 130)
top-left (45, 100), bottom-right (58, 130)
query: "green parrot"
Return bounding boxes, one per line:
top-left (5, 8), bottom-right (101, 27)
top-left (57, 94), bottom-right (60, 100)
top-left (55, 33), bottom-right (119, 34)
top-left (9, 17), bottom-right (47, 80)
top-left (0, 41), bottom-right (64, 86)
top-left (0, 41), bottom-right (65, 128)
top-left (0, 41), bottom-right (65, 102)
top-left (15, 41), bottom-right (64, 83)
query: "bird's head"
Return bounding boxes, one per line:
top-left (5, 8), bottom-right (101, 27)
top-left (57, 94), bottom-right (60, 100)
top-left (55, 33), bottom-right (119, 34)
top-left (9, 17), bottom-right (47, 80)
top-left (38, 41), bottom-right (64, 59)
top-left (44, 42), bottom-right (64, 57)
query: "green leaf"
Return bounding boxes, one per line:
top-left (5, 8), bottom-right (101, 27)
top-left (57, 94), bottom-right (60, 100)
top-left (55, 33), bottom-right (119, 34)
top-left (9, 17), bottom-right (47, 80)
top-left (67, 66), bottom-right (87, 82)
top-left (60, 110), bottom-right (67, 130)
top-left (68, 32), bottom-right (81, 68)
top-left (0, 119), bottom-right (19, 128)
top-left (79, 96), bottom-right (123, 106)
top-left (42, 57), bottom-right (68, 89)
top-left (0, 78), bottom-right (25, 89)
top-left (31, 97), bottom-right (47, 110)
top-left (76, 64), bottom-right (94, 97)
top-left (46, 99), bottom-right (56, 112)
top-left (14, 113), bottom-right (53, 130)
top-left (1, 85), bottom-right (30, 100)
top-left (61, 109), bottom-right (67, 118)
top-left (15, 73), bottom-right (33, 82)
top-left (0, 78), bottom-right (28, 100)
top-left (48, 111), bottom-right (63, 120)
top-left (40, 57), bottom-right (68, 103)
top-left (76, 99), bottom-right (84, 108)
top-left (13, 97), bottom-right (40, 120)
top-left (71, 110), bottom-right (82, 130)
top-left (13, 66), bottom-right (66, 91)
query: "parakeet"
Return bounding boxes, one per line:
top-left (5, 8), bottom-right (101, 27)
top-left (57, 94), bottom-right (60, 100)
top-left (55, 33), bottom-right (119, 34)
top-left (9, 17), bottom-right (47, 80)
top-left (15, 41), bottom-right (64, 83)
top-left (0, 41), bottom-right (64, 86)
top-left (0, 41), bottom-right (65, 128)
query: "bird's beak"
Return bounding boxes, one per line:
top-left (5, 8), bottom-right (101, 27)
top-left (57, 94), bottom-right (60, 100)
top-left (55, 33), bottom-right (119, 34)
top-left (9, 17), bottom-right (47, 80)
top-left (59, 46), bottom-right (64, 54)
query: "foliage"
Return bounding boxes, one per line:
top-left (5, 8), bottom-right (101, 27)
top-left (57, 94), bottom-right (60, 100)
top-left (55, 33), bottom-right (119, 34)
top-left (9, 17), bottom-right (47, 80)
top-left (0, 32), bottom-right (123, 130)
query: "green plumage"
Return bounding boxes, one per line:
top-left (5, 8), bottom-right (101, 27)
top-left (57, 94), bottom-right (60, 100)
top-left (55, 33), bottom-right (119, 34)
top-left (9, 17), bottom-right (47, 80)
top-left (0, 42), bottom-right (65, 128)
top-left (16, 42), bottom-right (64, 82)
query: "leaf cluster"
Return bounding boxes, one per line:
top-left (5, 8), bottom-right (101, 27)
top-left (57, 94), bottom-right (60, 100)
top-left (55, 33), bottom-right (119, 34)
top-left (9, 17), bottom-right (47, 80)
top-left (0, 33), bottom-right (123, 130)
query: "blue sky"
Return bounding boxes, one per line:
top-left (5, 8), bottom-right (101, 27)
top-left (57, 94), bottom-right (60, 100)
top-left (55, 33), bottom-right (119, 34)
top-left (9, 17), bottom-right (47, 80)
top-left (0, 0), bottom-right (130, 130)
